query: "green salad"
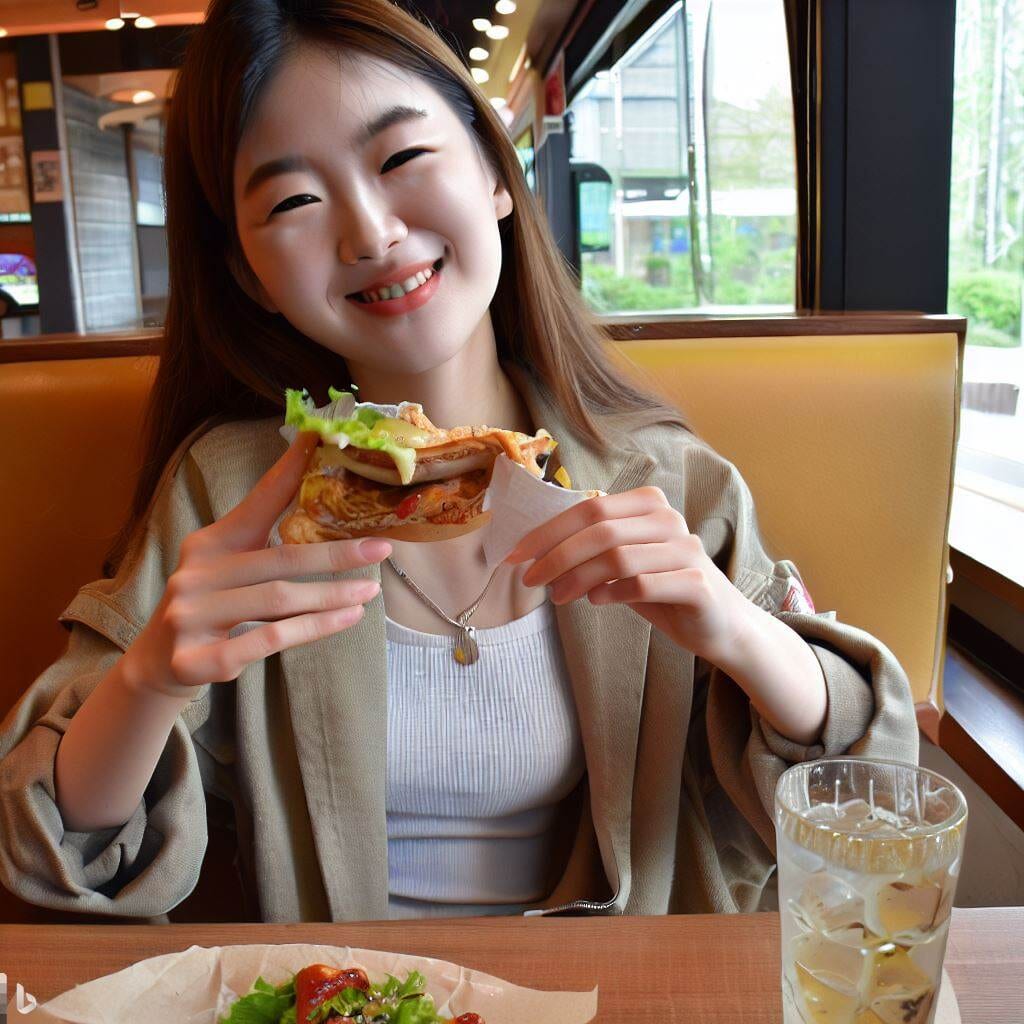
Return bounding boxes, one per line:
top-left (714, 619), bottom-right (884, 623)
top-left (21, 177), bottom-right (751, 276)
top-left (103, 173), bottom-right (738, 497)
top-left (219, 963), bottom-right (483, 1024)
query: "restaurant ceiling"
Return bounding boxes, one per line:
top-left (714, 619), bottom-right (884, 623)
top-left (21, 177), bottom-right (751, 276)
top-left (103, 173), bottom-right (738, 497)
top-left (0, 1), bottom-right (544, 105)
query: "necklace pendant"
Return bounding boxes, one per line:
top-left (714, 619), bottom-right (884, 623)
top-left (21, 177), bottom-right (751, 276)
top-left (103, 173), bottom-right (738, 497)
top-left (454, 624), bottom-right (479, 665)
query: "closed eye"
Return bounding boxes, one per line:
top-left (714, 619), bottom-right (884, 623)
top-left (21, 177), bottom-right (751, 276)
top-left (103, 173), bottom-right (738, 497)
top-left (381, 147), bottom-right (430, 172)
top-left (270, 193), bottom-right (319, 216)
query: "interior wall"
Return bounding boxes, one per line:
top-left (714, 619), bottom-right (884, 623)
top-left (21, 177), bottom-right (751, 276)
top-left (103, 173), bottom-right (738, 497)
top-left (61, 84), bottom-right (141, 331)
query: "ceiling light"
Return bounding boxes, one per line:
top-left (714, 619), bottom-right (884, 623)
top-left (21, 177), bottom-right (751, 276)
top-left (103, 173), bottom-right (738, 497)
top-left (471, 67), bottom-right (489, 84)
top-left (469, 46), bottom-right (489, 61)
top-left (133, 90), bottom-right (156, 103)
top-left (495, 0), bottom-right (517, 13)
top-left (490, 97), bottom-right (506, 108)
top-left (485, 24), bottom-right (509, 39)
top-left (472, 18), bottom-right (491, 31)
top-left (105, 17), bottom-right (125, 29)
top-left (135, 16), bottom-right (156, 28)
top-left (0, 28), bottom-right (7, 38)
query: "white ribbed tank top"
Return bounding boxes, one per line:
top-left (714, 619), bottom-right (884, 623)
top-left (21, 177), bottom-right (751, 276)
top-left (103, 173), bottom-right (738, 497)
top-left (384, 598), bottom-right (585, 919)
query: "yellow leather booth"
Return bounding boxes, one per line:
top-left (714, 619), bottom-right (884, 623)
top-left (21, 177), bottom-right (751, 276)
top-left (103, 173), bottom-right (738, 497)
top-left (610, 327), bottom-right (963, 727)
top-left (0, 321), bottom-right (963, 922)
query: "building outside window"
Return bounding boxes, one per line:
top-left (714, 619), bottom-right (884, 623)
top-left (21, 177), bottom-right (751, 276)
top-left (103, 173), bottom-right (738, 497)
top-left (568, 0), bottom-right (797, 316)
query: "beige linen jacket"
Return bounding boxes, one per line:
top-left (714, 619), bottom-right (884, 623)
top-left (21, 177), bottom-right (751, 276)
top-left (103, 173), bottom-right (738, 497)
top-left (0, 363), bottom-right (918, 922)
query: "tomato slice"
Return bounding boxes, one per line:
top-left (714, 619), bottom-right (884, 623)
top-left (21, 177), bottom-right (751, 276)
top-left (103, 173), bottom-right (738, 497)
top-left (294, 965), bottom-right (369, 1022)
top-left (395, 491), bottom-right (422, 520)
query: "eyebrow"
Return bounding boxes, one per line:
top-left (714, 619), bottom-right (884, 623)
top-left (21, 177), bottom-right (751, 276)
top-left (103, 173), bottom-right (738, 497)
top-left (242, 105), bottom-right (430, 199)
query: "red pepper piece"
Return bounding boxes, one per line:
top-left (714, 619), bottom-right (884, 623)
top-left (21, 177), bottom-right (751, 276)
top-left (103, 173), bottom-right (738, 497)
top-left (295, 965), bottom-right (370, 1023)
top-left (454, 1014), bottom-right (484, 1024)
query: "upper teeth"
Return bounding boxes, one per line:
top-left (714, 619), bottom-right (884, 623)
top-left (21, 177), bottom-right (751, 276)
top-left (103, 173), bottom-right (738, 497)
top-left (360, 265), bottom-right (436, 303)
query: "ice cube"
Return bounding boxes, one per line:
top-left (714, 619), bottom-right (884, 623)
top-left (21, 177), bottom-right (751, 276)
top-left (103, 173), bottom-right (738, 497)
top-left (794, 872), bottom-right (883, 948)
top-left (865, 878), bottom-right (948, 943)
top-left (864, 945), bottom-right (934, 1024)
top-left (784, 838), bottom-right (827, 876)
top-left (792, 932), bottom-right (869, 1024)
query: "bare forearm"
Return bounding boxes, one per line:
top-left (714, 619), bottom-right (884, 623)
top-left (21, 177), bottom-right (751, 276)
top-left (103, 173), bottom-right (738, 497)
top-left (714, 603), bottom-right (828, 746)
top-left (54, 657), bottom-right (192, 832)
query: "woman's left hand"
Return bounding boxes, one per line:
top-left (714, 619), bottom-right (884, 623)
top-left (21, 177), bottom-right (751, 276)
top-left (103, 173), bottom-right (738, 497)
top-left (505, 485), bottom-right (755, 664)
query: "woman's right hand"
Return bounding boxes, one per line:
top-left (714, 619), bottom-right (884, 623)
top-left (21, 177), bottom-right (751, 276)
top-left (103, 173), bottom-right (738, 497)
top-left (122, 430), bottom-right (391, 700)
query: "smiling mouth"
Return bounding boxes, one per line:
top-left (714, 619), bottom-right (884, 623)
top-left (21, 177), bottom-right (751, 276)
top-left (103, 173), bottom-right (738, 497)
top-left (347, 257), bottom-right (444, 304)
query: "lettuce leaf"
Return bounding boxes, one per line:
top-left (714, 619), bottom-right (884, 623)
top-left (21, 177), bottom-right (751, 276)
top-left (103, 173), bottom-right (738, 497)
top-left (284, 388), bottom-right (416, 484)
top-left (218, 975), bottom-right (296, 1024)
top-left (396, 972), bottom-right (427, 999)
top-left (307, 985), bottom-right (368, 1023)
top-left (392, 994), bottom-right (441, 1024)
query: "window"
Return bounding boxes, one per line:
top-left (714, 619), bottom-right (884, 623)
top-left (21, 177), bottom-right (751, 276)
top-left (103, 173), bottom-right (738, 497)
top-left (514, 125), bottom-right (536, 194)
top-left (947, 0), bottom-right (1024, 585)
top-left (567, 0), bottom-right (797, 316)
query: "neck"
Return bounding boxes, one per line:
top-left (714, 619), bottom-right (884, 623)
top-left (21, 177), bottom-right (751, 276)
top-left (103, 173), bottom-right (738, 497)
top-left (344, 312), bottom-right (534, 435)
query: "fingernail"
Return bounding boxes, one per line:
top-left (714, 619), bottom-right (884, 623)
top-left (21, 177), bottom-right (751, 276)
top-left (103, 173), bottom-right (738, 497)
top-left (360, 539), bottom-right (391, 560)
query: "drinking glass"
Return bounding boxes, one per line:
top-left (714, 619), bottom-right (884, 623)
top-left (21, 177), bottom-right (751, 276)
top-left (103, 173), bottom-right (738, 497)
top-left (775, 757), bottom-right (967, 1024)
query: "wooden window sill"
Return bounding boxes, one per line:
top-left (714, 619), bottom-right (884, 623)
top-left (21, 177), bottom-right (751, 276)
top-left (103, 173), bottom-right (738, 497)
top-left (938, 643), bottom-right (1024, 832)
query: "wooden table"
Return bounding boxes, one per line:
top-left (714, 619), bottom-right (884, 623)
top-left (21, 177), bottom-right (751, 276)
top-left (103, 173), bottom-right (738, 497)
top-left (1, 908), bottom-right (1021, 1022)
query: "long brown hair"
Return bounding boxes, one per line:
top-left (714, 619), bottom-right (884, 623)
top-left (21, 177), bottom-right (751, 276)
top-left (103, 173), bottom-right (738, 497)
top-left (104, 0), bottom-right (691, 577)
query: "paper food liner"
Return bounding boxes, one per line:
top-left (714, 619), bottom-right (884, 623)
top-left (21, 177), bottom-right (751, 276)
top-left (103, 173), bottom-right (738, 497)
top-left (21, 943), bottom-right (598, 1024)
top-left (270, 393), bottom-right (603, 570)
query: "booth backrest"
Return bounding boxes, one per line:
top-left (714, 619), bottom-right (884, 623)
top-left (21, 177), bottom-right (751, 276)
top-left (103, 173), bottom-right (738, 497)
top-left (1, 354), bottom-right (157, 721)
top-left (612, 330), bottom-right (962, 721)
top-left (0, 327), bottom-right (961, 725)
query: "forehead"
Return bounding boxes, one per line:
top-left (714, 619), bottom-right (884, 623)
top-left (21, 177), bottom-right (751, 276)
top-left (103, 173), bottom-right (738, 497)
top-left (235, 46), bottom-right (449, 171)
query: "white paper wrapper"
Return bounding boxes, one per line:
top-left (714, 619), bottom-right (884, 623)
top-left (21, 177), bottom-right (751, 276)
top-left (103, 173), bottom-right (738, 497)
top-left (268, 393), bottom-right (603, 568)
top-left (477, 455), bottom-right (602, 570)
top-left (21, 943), bottom-right (598, 1024)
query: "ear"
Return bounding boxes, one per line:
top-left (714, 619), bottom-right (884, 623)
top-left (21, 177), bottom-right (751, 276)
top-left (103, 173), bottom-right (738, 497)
top-left (493, 176), bottom-right (514, 222)
top-left (226, 244), bottom-right (280, 314)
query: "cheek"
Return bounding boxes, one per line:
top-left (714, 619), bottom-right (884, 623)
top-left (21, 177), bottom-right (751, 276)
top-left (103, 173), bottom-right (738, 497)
top-left (245, 227), bottom-right (331, 305)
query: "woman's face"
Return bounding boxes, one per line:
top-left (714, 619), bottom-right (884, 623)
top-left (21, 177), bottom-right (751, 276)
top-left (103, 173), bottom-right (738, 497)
top-left (232, 44), bottom-right (513, 375)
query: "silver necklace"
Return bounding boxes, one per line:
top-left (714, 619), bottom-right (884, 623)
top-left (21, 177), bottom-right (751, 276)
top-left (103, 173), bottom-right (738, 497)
top-left (384, 555), bottom-right (502, 665)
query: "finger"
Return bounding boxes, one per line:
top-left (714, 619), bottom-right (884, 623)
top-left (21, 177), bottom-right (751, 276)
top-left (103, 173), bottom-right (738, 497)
top-left (208, 536), bottom-right (391, 591)
top-left (180, 578), bottom-right (381, 630)
top-left (522, 508), bottom-right (686, 588)
top-left (588, 566), bottom-right (708, 607)
top-left (506, 487), bottom-right (676, 565)
top-left (547, 542), bottom-right (685, 605)
top-left (172, 605), bottom-right (367, 686)
top-left (210, 430), bottom-right (320, 551)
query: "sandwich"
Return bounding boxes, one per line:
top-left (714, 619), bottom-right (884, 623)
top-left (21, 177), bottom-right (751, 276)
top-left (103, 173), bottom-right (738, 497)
top-left (278, 387), bottom-right (559, 543)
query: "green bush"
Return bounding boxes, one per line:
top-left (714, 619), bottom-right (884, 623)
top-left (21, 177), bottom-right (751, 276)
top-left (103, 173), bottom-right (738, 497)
top-left (964, 322), bottom-right (1020, 348)
top-left (581, 262), bottom-right (696, 312)
top-left (645, 255), bottom-right (671, 272)
top-left (949, 270), bottom-right (1021, 334)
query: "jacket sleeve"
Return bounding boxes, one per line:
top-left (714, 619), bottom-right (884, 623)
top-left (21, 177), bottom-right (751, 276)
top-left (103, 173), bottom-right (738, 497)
top-left (681, 440), bottom-right (919, 853)
top-left (0, 443), bottom-right (231, 919)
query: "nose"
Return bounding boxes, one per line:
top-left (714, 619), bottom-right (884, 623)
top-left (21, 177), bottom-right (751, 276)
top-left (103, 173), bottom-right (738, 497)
top-left (336, 187), bottom-right (408, 264)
